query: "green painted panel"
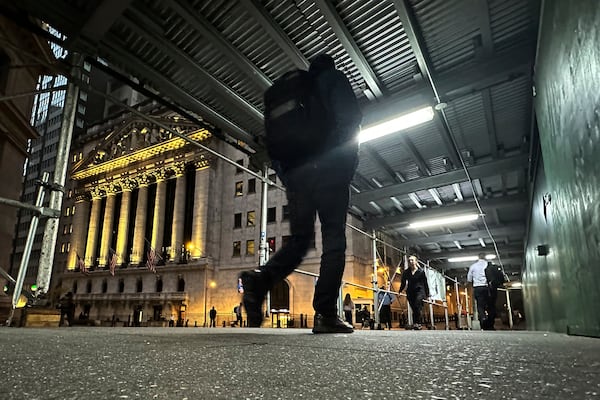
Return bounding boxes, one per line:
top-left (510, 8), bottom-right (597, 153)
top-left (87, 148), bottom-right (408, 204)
top-left (529, 0), bottom-right (600, 337)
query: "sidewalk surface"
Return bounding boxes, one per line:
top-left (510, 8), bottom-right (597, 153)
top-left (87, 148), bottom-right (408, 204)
top-left (1, 327), bottom-right (598, 399)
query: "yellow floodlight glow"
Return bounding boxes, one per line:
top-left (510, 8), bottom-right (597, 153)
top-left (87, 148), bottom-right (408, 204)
top-left (358, 106), bottom-right (434, 144)
top-left (409, 213), bottom-right (479, 229)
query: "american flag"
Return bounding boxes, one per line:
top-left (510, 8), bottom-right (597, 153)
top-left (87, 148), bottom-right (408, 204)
top-left (77, 253), bottom-right (87, 274)
top-left (146, 247), bottom-right (157, 273)
top-left (108, 249), bottom-right (117, 276)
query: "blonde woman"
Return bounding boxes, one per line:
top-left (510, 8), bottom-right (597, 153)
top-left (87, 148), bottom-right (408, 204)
top-left (343, 293), bottom-right (354, 325)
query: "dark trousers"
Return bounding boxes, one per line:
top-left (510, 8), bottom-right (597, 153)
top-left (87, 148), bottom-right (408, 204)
top-left (474, 286), bottom-right (491, 328)
top-left (408, 292), bottom-right (425, 324)
top-left (487, 287), bottom-right (498, 329)
top-left (261, 153), bottom-right (355, 317)
top-left (344, 310), bottom-right (353, 324)
top-left (379, 304), bottom-right (392, 329)
top-left (209, 318), bottom-right (216, 327)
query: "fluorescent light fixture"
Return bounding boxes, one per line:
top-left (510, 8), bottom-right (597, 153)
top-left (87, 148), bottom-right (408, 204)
top-left (510, 282), bottom-right (522, 288)
top-left (448, 254), bottom-right (497, 263)
top-left (408, 213), bottom-right (479, 229)
top-left (358, 106), bottom-right (434, 143)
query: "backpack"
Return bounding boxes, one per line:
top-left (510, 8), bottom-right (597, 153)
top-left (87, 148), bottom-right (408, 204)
top-left (263, 69), bottom-right (332, 165)
top-left (486, 264), bottom-right (506, 289)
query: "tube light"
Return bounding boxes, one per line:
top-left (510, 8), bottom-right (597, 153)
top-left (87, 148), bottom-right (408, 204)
top-left (358, 106), bottom-right (434, 143)
top-left (408, 213), bottom-right (479, 229)
top-left (448, 254), bottom-right (497, 263)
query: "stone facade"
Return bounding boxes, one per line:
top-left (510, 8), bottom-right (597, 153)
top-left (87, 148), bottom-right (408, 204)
top-left (53, 109), bottom-right (396, 327)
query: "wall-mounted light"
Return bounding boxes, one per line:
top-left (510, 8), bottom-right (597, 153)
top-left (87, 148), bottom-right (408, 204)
top-left (358, 106), bottom-right (434, 143)
top-left (409, 213), bottom-right (479, 229)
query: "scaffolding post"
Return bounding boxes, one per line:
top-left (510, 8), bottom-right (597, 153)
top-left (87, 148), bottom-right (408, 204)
top-left (371, 230), bottom-right (379, 327)
top-left (443, 300), bottom-right (449, 330)
top-left (506, 288), bottom-right (514, 329)
top-left (464, 290), bottom-right (471, 330)
top-left (454, 280), bottom-right (462, 328)
top-left (7, 172), bottom-right (50, 326)
top-left (38, 57), bottom-right (81, 294)
top-left (429, 302), bottom-right (435, 330)
top-left (259, 165), bottom-right (270, 317)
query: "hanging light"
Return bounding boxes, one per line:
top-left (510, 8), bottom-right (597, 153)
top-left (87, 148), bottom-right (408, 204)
top-left (358, 106), bottom-right (434, 143)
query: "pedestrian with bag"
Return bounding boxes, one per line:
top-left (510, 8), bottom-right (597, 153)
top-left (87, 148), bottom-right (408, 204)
top-left (240, 54), bottom-right (362, 333)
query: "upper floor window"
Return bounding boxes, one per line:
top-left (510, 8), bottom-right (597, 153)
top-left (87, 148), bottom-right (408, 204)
top-left (235, 181), bottom-right (243, 197)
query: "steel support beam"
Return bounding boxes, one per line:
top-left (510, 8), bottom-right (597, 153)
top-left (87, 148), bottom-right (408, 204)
top-left (165, 0), bottom-right (272, 91)
top-left (366, 193), bottom-right (527, 230)
top-left (313, 0), bottom-right (384, 98)
top-left (396, 224), bottom-right (525, 247)
top-left (122, 10), bottom-right (264, 122)
top-left (352, 154), bottom-right (528, 208)
top-left (101, 37), bottom-right (257, 146)
top-left (243, 0), bottom-right (309, 70)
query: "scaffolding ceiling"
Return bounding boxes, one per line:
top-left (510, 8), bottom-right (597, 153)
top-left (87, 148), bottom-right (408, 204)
top-left (1, 0), bottom-right (541, 279)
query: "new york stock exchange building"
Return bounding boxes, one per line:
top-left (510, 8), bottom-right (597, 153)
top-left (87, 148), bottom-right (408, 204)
top-left (54, 102), bottom-right (399, 328)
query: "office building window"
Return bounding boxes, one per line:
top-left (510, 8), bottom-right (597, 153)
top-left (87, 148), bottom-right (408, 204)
top-left (268, 173), bottom-right (277, 190)
top-left (282, 235), bottom-right (291, 248)
top-left (246, 240), bottom-right (255, 256)
top-left (248, 178), bottom-right (256, 194)
top-left (267, 207), bottom-right (276, 223)
top-left (235, 181), bottom-right (243, 197)
top-left (247, 210), bottom-right (255, 227)
top-left (233, 241), bottom-right (241, 257)
top-left (236, 159), bottom-right (244, 174)
top-left (282, 205), bottom-right (290, 221)
top-left (234, 213), bottom-right (242, 228)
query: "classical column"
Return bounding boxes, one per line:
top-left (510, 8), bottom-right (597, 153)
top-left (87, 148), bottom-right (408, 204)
top-left (151, 169), bottom-right (167, 255)
top-left (68, 194), bottom-right (90, 269)
top-left (131, 176), bottom-right (150, 264)
top-left (84, 189), bottom-right (103, 266)
top-left (171, 163), bottom-right (186, 260)
top-left (191, 161), bottom-right (210, 258)
top-left (115, 179), bottom-right (135, 265)
top-left (98, 186), bottom-right (117, 267)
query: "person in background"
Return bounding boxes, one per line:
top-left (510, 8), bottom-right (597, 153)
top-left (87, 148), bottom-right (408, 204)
top-left (209, 306), bottom-right (217, 328)
top-left (343, 293), bottom-right (354, 325)
top-left (377, 284), bottom-right (395, 329)
top-left (234, 302), bottom-right (243, 327)
top-left (467, 253), bottom-right (491, 330)
top-left (399, 255), bottom-right (430, 330)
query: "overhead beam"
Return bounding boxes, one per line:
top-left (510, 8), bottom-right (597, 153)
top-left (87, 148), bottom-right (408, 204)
top-left (362, 144), bottom-right (403, 184)
top-left (165, 0), bottom-right (272, 91)
top-left (101, 37), bottom-right (257, 146)
top-left (402, 136), bottom-right (431, 176)
top-left (361, 41), bottom-right (534, 126)
top-left (313, 0), bottom-right (384, 98)
top-left (422, 244), bottom-right (524, 261)
top-left (122, 10), bottom-right (264, 122)
top-left (438, 257), bottom-right (523, 271)
top-left (481, 88), bottom-right (499, 158)
top-left (79, 0), bottom-right (134, 43)
top-left (396, 223), bottom-right (525, 247)
top-left (352, 154), bottom-right (528, 208)
top-left (366, 193), bottom-right (527, 230)
top-left (243, 0), bottom-right (309, 70)
top-left (392, 0), bottom-right (462, 169)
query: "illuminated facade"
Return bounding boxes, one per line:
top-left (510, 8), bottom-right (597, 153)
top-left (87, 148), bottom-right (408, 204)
top-left (54, 105), bottom-right (389, 327)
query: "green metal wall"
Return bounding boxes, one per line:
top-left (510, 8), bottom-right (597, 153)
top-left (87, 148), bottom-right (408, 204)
top-left (526, 0), bottom-right (600, 337)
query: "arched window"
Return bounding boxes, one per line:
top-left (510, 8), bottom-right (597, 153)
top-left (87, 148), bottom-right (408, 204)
top-left (101, 279), bottom-right (107, 293)
top-left (177, 276), bottom-right (185, 292)
top-left (136, 278), bottom-right (143, 293)
top-left (118, 279), bottom-right (125, 293)
top-left (86, 280), bottom-right (92, 293)
top-left (156, 278), bottom-right (163, 293)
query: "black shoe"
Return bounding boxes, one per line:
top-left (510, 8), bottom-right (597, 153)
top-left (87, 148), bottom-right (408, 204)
top-left (312, 314), bottom-right (354, 334)
top-left (412, 324), bottom-right (422, 330)
top-left (239, 270), bottom-right (268, 327)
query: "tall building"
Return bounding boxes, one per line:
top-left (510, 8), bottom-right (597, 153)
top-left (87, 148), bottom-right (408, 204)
top-left (54, 99), bottom-right (390, 327)
top-left (0, 16), bottom-right (53, 310)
